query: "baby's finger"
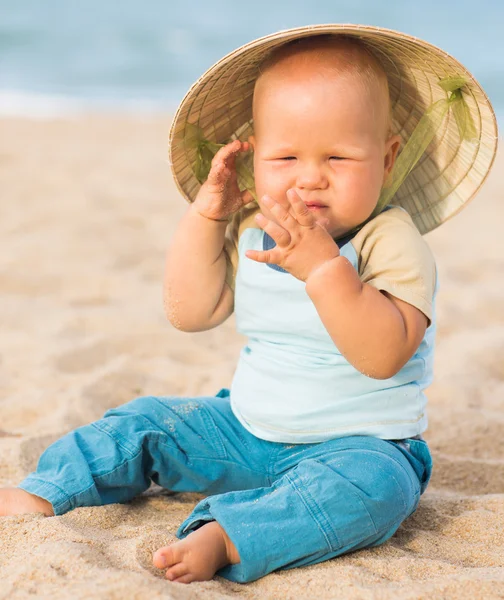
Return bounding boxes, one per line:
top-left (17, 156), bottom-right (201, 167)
top-left (286, 189), bottom-right (316, 227)
top-left (241, 189), bottom-right (256, 205)
top-left (254, 212), bottom-right (291, 247)
top-left (210, 140), bottom-right (247, 170)
top-left (263, 195), bottom-right (298, 231)
top-left (245, 248), bottom-right (278, 264)
top-left (206, 162), bottom-right (230, 187)
top-left (272, 193), bottom-right (294, 216)
top-left (316, 217), bottom-right (331, 230)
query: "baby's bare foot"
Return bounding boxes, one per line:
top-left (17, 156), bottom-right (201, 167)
top-left (152, 520), bottom-right (240, 584)
top-left (0, 487), bottom-right (54, 517)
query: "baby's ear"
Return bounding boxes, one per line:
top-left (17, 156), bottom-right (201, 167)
top-left (383, 134), bottom-right (401, 178)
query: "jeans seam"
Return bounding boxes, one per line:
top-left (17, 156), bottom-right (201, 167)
top-left (358, 447), bottom-right (420, 502)
top-left (90, 421), bottom-right (147, 480)
top-left (92, 451), bottom-right (143, 481)
top-left (150, 397), bottom-right (228, 460)
top-left (58, 482), bottom-right (96, 511)
top-left (285, 469), bottom-right (339, 552)
top-left (91, 421), bottom-right (137, 457)
top-left (404, 439), bottom-right (433, 495)
top-left (374, 459), bottom-right (408, 517)
top-left (324, 450), bottom-right (413, 523)
top-left (187, 455), bottom-right (274, 479)
top-left (21, 476), bottom-right (72, 506)
top-left (267, 444), bottom-right (287, 484)
top-left (383, 452), bottom-right (420, 508)
top-left (20, 476), bottom-right (95, 514)
top-left (313, 458), bottom-right (380, 539)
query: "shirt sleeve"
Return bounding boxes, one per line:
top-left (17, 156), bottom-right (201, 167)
top-left (351, 207), bottom-right (437, 323)
top-left (223, 203), bottom-right (261, 292)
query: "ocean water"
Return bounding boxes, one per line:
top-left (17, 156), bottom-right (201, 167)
top-left (0, 0), bottom-right (502, 126)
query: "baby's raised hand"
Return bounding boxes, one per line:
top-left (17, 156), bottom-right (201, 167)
top-left (192, 140), bottom-right (255, 222)
top-left (245, 189), bottom-right (341, 282)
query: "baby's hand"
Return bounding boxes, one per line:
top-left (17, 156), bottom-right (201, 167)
top-left (192, 140), bottom-right (255, 222)
top-left (245, 189), bottom-right (341, 282)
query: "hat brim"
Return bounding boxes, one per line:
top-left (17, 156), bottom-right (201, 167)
top-left (169, 24), bottom-right (498, 235)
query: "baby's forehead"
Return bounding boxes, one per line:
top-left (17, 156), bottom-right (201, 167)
top-left (252, 37), bottom-right (392, 133)
top-left (254, 37), bottom-right (389, 99)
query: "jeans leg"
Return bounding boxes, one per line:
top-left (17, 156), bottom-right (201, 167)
top-left (18, 390), bottom-right (274, 516)
top-left (176, 436), bottom-right (424, 583)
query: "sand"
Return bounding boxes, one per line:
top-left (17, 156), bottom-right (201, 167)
top-left (0, 115), bottom-right (503, 599)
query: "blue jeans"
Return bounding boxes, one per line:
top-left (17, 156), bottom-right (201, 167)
top-left (18, 388), bottom-right (432, 583)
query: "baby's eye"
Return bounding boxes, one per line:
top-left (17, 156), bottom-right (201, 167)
top-left (330, 156), bottom-right (345, 161)
top-left (279, 156), bottom-right (296, 161)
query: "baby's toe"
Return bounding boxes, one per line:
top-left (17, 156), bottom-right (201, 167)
top-left (152, 544), bottom-right (179, 569)
top-left (172, 573), bottom-right (196, 584)
top-left (165, 562), bottom-right (188, 581)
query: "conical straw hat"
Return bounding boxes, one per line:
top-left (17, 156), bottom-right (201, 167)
top-left (169, 24), bottom-right (498, 235)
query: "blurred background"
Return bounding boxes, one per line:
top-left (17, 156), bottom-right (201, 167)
top-left (1, 0), bottom-right (503, 126)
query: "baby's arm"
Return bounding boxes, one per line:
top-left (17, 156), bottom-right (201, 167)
top-left (305, 258), bottom-right (428, 380)
top-left (163, 208), bottom-right (231, 331)
top-left (164, 140), bottom-right (253, 332)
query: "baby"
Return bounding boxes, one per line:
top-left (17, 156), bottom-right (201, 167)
top-left (0, 35), bottom-right (436, 584)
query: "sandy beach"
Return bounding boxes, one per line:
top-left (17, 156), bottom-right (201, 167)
top-left (0, 115), bottom-right (503, 599)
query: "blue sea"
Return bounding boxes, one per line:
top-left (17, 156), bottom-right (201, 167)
top-left (0, 0), bottom-right (502, 127)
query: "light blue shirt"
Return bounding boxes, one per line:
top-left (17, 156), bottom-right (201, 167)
top-left (229, 226), bottom-right (436, 443)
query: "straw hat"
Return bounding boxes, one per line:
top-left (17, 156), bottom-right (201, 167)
top-left (168, 24), bottom-right (498, 235)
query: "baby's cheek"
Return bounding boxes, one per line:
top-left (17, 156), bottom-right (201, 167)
top-left (344, 170), bottom-right (380, 208)
top-left (336, 186), bottom-right (374, 222)
top-left (254, 164), bottom-right (287, 198)
top-left (364, 160), bottom-right (387, 193)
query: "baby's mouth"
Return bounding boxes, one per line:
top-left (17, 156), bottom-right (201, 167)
top-left (305, 203), bottom-right (327, 211)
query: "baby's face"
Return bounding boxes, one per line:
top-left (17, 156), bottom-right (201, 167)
top-left (250, 64), bottom-right (401, 239)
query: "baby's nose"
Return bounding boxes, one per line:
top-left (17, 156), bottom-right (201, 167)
top-left (296, 163), bottom-right (328, 189)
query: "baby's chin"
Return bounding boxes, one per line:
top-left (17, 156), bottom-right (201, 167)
top-left (328, 207), bottom-right (380, 236)
top-left (328, 227), bottom-right (350, 240)
top-left (326, 218), bottom-right (366, 240)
